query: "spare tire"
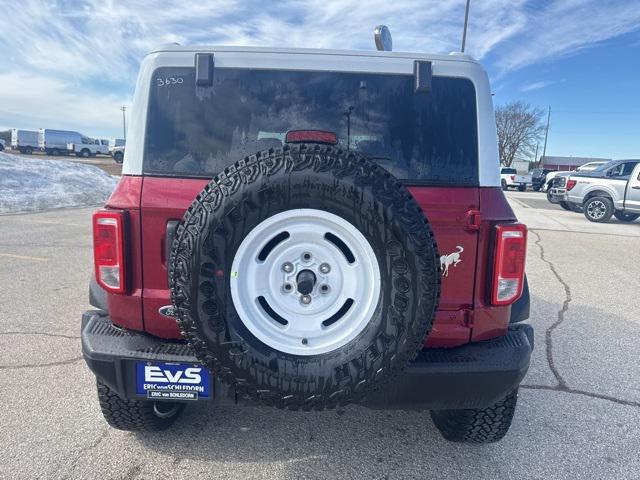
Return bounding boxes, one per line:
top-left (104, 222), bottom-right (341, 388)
top-left (169, 143), bottom-right (440, 410)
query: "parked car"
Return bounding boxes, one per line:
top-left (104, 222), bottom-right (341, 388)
top-left (39, 129), bottom-right (84, 155)
top-left (500, 167), bottom-right (529, 191)
top-left (82, 40), bottom-right (532, 443)
top-left (0, 139), bottom-right (5, 151)
top-left (542, 161), bottom-right (607, 193)
top-left (552, 160), bottom-right (640, 222)
top-left (67, 137), bottom-right (110, 157)
top-left (531, 168), bottom-right (553, 191)
top-left (11, 129), bottom-right (39, 154)
top-left (109, 138), bottom-right (125, 153)
top-left (111, 145), bottom-right (124, 163)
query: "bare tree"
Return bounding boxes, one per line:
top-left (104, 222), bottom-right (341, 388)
top-left (495, 102), bottom-right (545, 167)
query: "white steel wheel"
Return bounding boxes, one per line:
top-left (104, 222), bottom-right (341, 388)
top-left (230, 209), bottom-right (381, 356)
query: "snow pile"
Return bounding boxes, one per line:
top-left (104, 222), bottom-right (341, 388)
top-left (0, 152), bottom-right (118, 214)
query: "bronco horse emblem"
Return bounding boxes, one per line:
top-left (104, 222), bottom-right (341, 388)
top-left (440, 246), bottom-right (464, 277)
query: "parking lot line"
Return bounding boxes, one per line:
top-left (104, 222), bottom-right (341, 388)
top-left (0, 252), bottom-right (48, 262)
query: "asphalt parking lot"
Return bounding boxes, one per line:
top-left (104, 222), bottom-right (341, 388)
top-left (1, 192), bottom-right (639, 479)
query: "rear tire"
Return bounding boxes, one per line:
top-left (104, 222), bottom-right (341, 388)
top-left (113, 151), bottom-right (124, 163)
top-left (24, 147), bottom-right (33, 154)
top-left (431, 389), bottom-right (518, 443)
top-left (532, 185), bottom-right (541, 192)
top-left (517, 184), bottom-right (526, 192)
top-left (96, 380), bottom-right (185, 431)
top-left (501, 179), bottom-right (508, 191)
top-left (584, 196), bottom-right (614, 223)
top-left (80, 148), bottom-right (91, 158)
top-left (559, 201), bottom-right (573, 211)
top-left (613, 211), bottom-right (640, 222)
top-left (51, 148), bottom-right (60, 156)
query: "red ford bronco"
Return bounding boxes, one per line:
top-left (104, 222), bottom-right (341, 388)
top-left (83, 36), bottom-right (532, 443)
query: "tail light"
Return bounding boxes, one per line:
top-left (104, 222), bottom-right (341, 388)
top-left (93, 209), bottom-right (126, 293)
top-left (566, 179), bottom-right (577, 191)
top-left (491, 223), bottom-right (527, 305)
top-left (510, 175), bottom-right (515, 181)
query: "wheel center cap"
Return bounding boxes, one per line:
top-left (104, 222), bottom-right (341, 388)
top-left (296, 269), bottom-right (316, 295)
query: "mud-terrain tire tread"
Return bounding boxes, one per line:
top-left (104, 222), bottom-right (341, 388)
top-left (168, 143), bottom-right (440, 411)
top-left (430, 389), bottom-right (518, 443)
top-left (96, 380), bottom-right (184, 431)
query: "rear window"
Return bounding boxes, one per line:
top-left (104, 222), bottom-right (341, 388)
top-left (501, 168), bottom-right (517, 175)
top-left (144, 67), bottom-right (479, 185)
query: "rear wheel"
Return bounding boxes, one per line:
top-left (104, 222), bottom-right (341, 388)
top-left (517, 184), bottom-right (526, 192)
top-left (584, 196), bottom-right (614, 223)
top-left (501, 179), bottom-right (508, 191)
top-left (431, 389), bottom-right (518, 443)
top-left (613, 211), bottom-right (640, 222)
top-left (113, 151), bottom-right (124, 163)
top-left (96, 381), bottom-right (185, 431)
top-left (51, 148), bottom-right (60, 156)
top-left (80, 148), bottom-right (91, 158)
top-left (532, 185), bottom-right (541, 192)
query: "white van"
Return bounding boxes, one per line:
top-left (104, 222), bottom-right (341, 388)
top-left (11, 129), bottom-right (40, 154)
top-left (39, 129), bottom-right (83, 155)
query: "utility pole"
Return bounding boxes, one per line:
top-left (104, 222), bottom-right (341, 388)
top-left (541, 106), bottom-right (551, 164)
top-left (461, 0), bottom-right (471, 52)
top-left (534, 142), bottom-right (539, 167)
top-left (120, 106), bottom-right (127, 140)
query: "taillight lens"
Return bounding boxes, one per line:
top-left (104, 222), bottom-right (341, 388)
top-left (510, 175), bottom-right (515, 181)
top-left (491, 223), bottom-right (527, 305)
top-left (93, 210), bottom-right (126, 293)
top-left (566, 179), bottom-right (577, 191)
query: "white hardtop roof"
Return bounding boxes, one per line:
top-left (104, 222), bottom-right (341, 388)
top-left (149, 44), bottom-right (478, 64)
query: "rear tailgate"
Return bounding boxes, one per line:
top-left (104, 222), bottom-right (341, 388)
top-left (141, 179), bottom-right (481, 345)
top-left (408, 187), bottom-right (479, 347)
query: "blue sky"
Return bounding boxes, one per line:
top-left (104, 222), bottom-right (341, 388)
top-left (1, 0), bottom-right (639, 159)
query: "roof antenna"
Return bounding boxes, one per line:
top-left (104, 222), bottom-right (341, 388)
top-left (461, 0), bottom-right (471, 52)
top-left (374, 25), bottom-right (392, 51)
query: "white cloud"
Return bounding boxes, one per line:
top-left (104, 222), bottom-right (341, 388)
top-left (521, 79), bottom-right (565, 92)
top-left (0, 0), bottom-right (638, 135)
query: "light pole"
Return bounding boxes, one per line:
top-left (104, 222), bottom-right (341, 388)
top-left (120, 106), bottom-right (127, 140)
top-left (541, 106), bottom-right (551, 163)
top-left (461, 0), bottom-right (471, 53)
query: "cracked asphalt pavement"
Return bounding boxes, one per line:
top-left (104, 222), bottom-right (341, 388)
top-left (1, 194), bottom-right (639, 479)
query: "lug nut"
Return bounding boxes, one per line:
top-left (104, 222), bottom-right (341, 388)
top-left (319, 263), bottom-right (331, 274)
top-left (319, 284), bottom-right (330, 294)
top-left (302, 252), bottom-right (312, 262)
top-left (282, 262), bottom-right (294, 273)
top-left (300, 294), bottom-right (312, 305)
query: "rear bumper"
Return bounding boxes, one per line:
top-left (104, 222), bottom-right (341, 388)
top-left (82, 311), bottom-right (533, 409)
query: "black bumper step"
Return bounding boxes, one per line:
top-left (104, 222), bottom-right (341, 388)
top-left (82, 311), bottom-right (533, 409)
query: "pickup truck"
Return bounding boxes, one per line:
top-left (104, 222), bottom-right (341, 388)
top-left (551, 160), bottom-right (640, 222)
top-left (67, 138), bottom-right (110, 157)
top-left (500, 167), bottom-right (528, 191)
top-left (542, 161), bottom-right (607, 193)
